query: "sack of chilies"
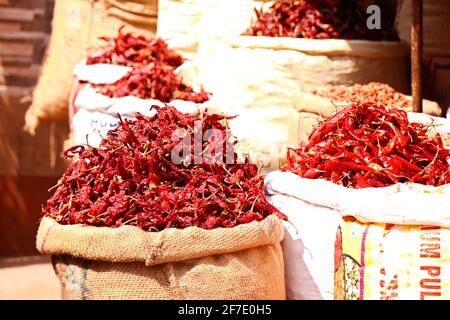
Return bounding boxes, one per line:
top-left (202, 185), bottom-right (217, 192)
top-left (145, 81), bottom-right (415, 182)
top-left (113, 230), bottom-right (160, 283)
top-left (265, 103), bottom-right (450, 300)
top-left (70, 62), bottom-right (206, 148)
top-left (37, 106), bottom-right (286, 300)
top-left (69, 28), bottom-right (210, 148)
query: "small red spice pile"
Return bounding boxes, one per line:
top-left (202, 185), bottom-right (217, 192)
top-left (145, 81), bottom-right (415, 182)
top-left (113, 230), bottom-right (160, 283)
top-left (313, 82), bottom-right (411, 110)
top-left (43, 106), bottom-right (286, 231)
top-left (86, 27), bottom-right (209, 103)
top-left (283, 103), bottom-right (450, 188)
top-left (243, 0), bottom-right (398, 40)
top-left (93, 63), bottom-right (209, 103)
top-left (86, 26), bottom-right (184, 69)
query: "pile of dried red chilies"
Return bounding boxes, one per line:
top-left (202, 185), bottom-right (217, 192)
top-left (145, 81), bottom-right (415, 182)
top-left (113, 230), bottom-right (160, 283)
top-left (284, 103), bottom-right (450, 188)
top-left (86, 26), bottom-right (184, 69)
top-left (243, 0), bottom-right (398, 40)
top-left (86, 27), bottom-right (209, 103)
top-left (313, 82), bottom-right (412, 110)
top-left (42, 106), bottom-right (286, 230)
top-left (93, 63), bottom-right (209, 103)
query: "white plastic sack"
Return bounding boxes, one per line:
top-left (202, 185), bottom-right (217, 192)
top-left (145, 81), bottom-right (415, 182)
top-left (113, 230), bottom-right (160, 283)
top-left (264, 170), bottom-right (450, 300)
top-left (73, 60), bottom-right (132, 84)
top-left (73, 60), bottom-right (202, 90)
top-left (72, 87), bottom-right (204, 147)
top-left (70, 62), bottom-right (207, 148)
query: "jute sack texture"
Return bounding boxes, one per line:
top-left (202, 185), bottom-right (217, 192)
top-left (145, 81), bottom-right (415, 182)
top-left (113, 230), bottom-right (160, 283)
top-left (196, 37), bottom-right (408, 165)
top-left (25, 0), bottom-right (158, 134)
top-left (36, 216), bottom-right (286, 300)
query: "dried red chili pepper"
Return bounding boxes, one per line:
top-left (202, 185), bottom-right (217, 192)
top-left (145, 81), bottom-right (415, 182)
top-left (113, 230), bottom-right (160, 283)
top-left (86, 26), bottom-right (184, 69)
top-left (42, 106), bottom-right (286, 230)
top-left (243, 0), bottom-right (398, 41)
top-left (92, 63), bottom-right (209, 103)
top-left (86, 27), bottom-right (209, 103)
top-left (283, 103), bottom-right (450, 188)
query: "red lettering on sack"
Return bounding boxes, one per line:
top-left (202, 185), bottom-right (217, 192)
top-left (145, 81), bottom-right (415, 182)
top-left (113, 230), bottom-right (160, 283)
top-left (420, 266), bottom-right (441, 277)
top-left (421, 226), bottom-right (440, 231)
top-left (420, 291), bottom-right (441, 300)
top-left (420, 278), bottom-right (441, 290)
top-left (379, 268), bottom-right (398, 300)
top-left (420, 243), bottom-right (441, 258)
top-left (419, 227), bottom-right (441, 299)
top-left (420, 234), bottom-right (440, 242)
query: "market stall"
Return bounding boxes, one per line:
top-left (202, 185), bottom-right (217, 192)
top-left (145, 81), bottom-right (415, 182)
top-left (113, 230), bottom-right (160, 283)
top-left (1, 0), bottom-right (449, 302)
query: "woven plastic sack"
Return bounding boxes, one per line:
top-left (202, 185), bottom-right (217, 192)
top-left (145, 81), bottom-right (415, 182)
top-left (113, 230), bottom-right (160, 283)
top-left (335, 217), bottom-right (450, 300)
top-left (68, 61), bottom-right (208, 148)
top-left (265, 170), bottom-right (450, 300)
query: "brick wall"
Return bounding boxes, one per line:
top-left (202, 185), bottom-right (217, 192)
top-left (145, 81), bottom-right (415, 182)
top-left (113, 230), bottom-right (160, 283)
top-left (0, 0), bottom-right (53, 90)
top-left (0, 0), bottom-right (69, 257)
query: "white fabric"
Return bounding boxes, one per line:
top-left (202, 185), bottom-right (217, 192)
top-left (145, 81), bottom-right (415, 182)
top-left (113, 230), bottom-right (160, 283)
top-left (73, 60), bottom-right (132, 84)
top-left (408, 112), bottom-right (450, 134)
top-left (156, 0), bottom-right (259, 59)
top-left (72, 86), bottom-right (206, 147)
top-left (73, 86), bottom-right (202, 115)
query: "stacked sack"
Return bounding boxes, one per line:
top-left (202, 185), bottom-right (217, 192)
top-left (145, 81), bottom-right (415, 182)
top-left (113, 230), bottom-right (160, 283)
top-left (265, 103), bottom-right (450, 300)
top-left (25, 0), bottom-right (159, 134)
top-left (292, 82), bottom-right (443, 142)
top-left (195, 0), bottom-right (409, 168)
top-left (69, 27), bottom-right (210, 148)
top-left (37, 106), bottom-right (287, 300)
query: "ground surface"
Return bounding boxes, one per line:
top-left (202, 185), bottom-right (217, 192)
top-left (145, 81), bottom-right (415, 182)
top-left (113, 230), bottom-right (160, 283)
top-left (0, 257), bottom-right (60, 300)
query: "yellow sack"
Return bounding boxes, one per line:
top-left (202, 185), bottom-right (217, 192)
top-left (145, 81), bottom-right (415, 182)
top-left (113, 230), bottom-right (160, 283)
top-left (335, 217), bottom-right (450, 300)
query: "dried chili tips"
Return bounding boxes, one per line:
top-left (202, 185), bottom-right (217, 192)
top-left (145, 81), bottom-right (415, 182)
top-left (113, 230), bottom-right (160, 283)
top-left (243, 0), bottom-right (398, 41)
top-left (283, 103), bottom-right (450, 188)
top-left (313, 82), bottom-right (412, 110)
top-left (86, 26), bottom-right (184, 69)
top-left (42, 106), bottom-right (286, 231)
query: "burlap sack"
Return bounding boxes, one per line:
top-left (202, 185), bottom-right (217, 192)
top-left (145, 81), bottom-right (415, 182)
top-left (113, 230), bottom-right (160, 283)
top-left (156, 0), bottom-right (267, 60)
top-left (291, 91), bottom-right (443, 119)
top-left (195, 37), bottom-right (408, 167)
top-left (36, 216), bottom-right (286, 300)
top-left (25, 0), bottom-right (158, 134)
